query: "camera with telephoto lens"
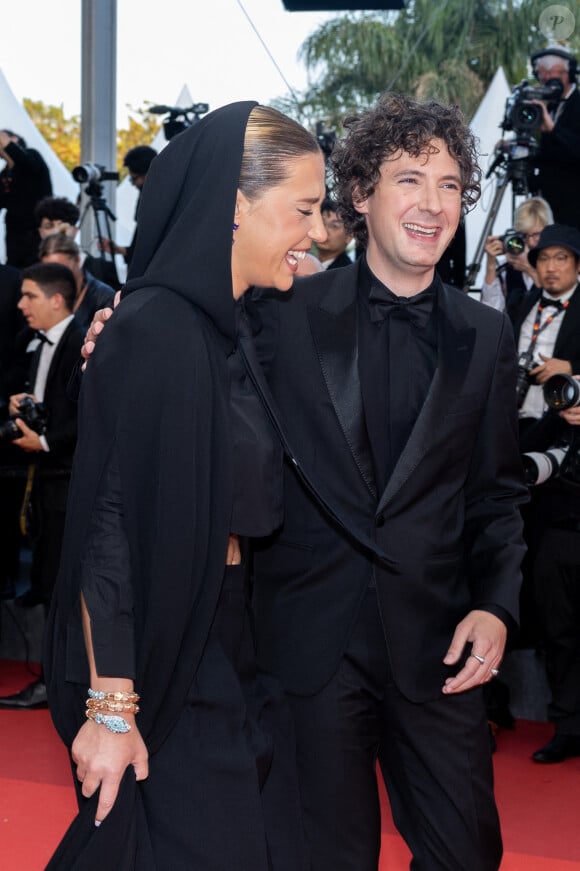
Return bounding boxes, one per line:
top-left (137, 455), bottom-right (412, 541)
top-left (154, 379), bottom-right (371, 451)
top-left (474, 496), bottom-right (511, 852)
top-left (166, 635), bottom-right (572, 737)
top-left (543, 373), bottom-right (580, 411)
top-left (72, 163), bottom-right (120, 185)
top-left (500, 229), bottom-right (526, 256)
top-left (0, 396), bottom-right (48, 442)
top-left (522, 445), bottom-right (570, 485)
top-left (516, 348), bottom-right (536, 408)
top-left (502, 78), bottom-right (564, 134)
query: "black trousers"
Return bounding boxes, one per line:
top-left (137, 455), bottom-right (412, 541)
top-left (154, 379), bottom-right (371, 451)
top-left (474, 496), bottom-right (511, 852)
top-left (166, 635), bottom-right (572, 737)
top-left (534, 527), bottom-right (580, 735)
top-left (288, 589), bottom-right (502, 871)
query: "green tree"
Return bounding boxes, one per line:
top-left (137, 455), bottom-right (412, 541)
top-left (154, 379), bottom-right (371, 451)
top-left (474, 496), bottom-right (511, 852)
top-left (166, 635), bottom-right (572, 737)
top-left (275, 0), bottom-right (580, 127)
top-left (22, 99), bottom-right (161, 177)
top-left (23, 99), bottom-right (81, 171)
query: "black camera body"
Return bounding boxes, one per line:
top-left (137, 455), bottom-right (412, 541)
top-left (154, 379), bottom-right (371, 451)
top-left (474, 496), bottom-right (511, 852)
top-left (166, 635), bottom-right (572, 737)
top-left (502, 78), bottom-right (563, 135)
top-left (500, 229), bottom-right (526, 256)
top-left (516, 348), bottom-right (536, 408)
top-left (0, 396), bottom-right (48, 442)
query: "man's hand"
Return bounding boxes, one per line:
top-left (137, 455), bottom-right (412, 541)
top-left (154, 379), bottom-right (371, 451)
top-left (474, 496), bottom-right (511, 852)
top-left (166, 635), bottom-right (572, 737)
top-left (81, 291), bottom-right (121, 368)
top-left (529, 99), bottom-right (555, 133)
top-left (8, 392), bottom-right (35, 417)
top-left (12, 418), bottom-right (43, 452)
top-left (442, 610), bottom-right (506, 695)
top-left (72, 718), bottom-right (149, 825)
top-left (530, 354), bottom-right (572, 384)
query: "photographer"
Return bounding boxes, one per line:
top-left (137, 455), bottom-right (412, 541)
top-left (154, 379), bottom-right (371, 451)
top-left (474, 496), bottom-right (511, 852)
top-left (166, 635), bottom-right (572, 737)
top-left (98, 145), bottom-right (157, 267)
top-left (521, 375), bottom-right (580, 763)
top-left (4, 264), bottom-right (82, 612)
top-left (0, 130), bottom-right (52, 268)
top-left (512, 224), bottom-right (580, 436)
top-left (530, 46), bottom-right (580, 231)
top-left (481, 197), bottom-right (553, 320)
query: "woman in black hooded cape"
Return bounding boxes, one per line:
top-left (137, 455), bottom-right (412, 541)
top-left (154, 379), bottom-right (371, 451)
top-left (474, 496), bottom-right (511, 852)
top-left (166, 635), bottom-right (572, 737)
top-left (43, 101), bottom-right (326, 869)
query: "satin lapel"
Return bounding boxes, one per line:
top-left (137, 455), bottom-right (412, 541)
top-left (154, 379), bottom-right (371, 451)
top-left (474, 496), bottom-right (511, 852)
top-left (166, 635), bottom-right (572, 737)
top-left (238, 313), bottom-right (395, 567)
top-left (376, 284), bottom-right (476, 515)
top-left (307, 267), bottom-right (377, 498)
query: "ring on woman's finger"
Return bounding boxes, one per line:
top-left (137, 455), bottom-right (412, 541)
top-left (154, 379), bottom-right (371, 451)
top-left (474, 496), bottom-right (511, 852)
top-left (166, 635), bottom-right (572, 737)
top-left (470, 653), bottom-right (486, 665)
top-left (490, 668), bottom-right (500, 677)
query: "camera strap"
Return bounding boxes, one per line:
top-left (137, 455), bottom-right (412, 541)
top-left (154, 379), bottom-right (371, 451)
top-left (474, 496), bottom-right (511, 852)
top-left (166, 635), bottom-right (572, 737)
top-left (523, 298), bottom-right (569, 357)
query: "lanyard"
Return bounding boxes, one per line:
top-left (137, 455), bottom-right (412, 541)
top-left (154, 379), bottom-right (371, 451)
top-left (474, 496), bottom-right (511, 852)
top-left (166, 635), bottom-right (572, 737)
top-left (525, 298), bottom-right (569, 354)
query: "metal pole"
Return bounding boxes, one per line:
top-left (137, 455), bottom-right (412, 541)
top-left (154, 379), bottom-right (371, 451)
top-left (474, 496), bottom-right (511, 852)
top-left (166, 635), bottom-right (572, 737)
top-left (79, 0), bottom-right (117, 251)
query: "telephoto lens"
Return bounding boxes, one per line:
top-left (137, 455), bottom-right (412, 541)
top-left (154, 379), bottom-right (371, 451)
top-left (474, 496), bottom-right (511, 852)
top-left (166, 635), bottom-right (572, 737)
top-left (543, 373), bottom-right (580, 411)
top-left (522, 447), bottom-right (569, 485)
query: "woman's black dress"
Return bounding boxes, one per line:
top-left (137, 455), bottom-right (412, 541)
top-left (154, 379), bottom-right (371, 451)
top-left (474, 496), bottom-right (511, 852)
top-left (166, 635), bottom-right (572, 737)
top-left (43, 101), bottom-right (306, 870)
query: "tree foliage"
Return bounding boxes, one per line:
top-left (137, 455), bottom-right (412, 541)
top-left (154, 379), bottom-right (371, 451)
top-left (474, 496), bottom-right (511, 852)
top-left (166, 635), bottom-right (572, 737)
top-left (22, 99), bottom-right (161, 178)
top-left (274, 0), bottom-right (580, 129)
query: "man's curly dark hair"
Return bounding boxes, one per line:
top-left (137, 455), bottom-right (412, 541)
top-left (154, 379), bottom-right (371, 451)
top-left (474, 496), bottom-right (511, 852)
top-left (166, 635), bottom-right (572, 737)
top-left (330, 93), bottom-right (481, 246)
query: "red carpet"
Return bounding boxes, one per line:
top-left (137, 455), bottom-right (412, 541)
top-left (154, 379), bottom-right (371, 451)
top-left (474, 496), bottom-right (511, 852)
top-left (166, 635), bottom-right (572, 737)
top-left (1, 659), bottom-right (579, 870)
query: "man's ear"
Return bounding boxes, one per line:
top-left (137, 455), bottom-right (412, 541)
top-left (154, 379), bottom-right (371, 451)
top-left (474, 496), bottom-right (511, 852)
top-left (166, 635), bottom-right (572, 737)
top-left (352, 184), bottom-right (368, 216)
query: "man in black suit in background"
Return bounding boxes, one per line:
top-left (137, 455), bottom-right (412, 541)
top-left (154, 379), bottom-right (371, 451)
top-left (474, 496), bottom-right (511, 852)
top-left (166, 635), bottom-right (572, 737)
top-left (0, 263), bottom-right (82, 709)
top-left (314, 197), bottom-right (353, 269)
top-left (248, 94), bottom-right (527, 871)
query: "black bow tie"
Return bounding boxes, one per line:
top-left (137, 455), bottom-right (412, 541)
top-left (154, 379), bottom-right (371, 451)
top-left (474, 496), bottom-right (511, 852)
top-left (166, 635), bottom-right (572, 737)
top-left (541, 297), bottom-right (564, 311)
top-left (368, 284), bottom-right (435, 329)
top-left (35, 330), bottom-right (54, 346)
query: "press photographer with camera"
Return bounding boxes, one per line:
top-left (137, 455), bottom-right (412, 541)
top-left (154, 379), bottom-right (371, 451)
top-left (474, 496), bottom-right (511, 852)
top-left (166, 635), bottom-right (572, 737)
top-left (512, 224), bottom-right (580, 433)
top-left (0, 129), bottom-right (52, 268)
top-left (480, 196), bottom-right (552, 319)
top-left (98, 145), bottom-right (157, 268)
top-left (529, 46), bottom-right (580, 231)
top-left (3, 264), bottom-right (82, 606)
top-left (518, 373), bottom-right (580, 763)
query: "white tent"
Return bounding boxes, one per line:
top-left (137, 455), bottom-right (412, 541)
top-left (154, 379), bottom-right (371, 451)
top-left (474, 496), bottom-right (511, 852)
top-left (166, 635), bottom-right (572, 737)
top-left (0, 67), bottom-right (78, 263)
top-left (465, 67), bottom-right (524, 285)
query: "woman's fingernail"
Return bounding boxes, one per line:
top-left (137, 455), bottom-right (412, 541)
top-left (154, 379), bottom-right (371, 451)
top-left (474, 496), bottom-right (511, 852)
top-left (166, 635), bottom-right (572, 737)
top-left (95, 820), bottom-right (102, 827)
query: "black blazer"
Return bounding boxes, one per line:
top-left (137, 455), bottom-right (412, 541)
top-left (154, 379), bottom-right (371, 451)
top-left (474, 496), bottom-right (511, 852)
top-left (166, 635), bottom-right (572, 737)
top-left (536, 88), bottom-right (580, 229)
top-left (326, 251), bottom-right (352, 270)
top-left (247, 262), bottom-right (527, 703)
top-left (0, 263), bottom-right (26, 401)
top-left (31, 318), bottom-right (84, 470)
top-left (511, 283), bottom-right (580, 374)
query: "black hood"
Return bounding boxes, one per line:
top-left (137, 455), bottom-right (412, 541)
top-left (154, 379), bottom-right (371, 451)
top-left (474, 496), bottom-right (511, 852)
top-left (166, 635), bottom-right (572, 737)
top-left (123, 100), bottom-right (258, 342)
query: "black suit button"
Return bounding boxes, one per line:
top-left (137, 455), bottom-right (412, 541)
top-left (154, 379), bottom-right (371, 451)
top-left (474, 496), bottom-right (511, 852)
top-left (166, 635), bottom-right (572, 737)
top-left (375, 514), bottom-right (385, 528)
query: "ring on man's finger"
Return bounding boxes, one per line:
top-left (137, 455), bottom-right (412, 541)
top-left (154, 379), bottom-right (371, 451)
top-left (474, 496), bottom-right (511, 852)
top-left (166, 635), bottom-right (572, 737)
top-left (470, 653), bottom-right (486, 665)
top-left (490, 668), bottom-right (500, 677)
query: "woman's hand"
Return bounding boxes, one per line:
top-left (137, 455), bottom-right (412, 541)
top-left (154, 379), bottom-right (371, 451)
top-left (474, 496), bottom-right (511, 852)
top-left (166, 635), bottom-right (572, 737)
top-left (81, 291), bottom-right (121, 369)
top-left (226, 534), bottom-right (241, 565)
top-left (72, 717), bottom-right (149, 825)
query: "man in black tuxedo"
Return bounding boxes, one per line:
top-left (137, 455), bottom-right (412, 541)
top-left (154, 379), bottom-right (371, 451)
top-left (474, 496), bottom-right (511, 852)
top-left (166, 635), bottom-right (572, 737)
top-left (5, 263), bottom-right (82, 609)
top-left (247, 94), bottom-right (527, 871)
top-left (0, 262), bottom-right (82, 708)
top-left (513, 223), bottom-right (580, 438)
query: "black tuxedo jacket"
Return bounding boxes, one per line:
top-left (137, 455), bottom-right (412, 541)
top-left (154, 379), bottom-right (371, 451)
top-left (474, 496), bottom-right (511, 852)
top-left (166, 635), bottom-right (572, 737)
top-left (0, 263), bottom-right (26, 400)
top-left (246, 262), bottom-right (527, 703)
top-left (31, 318), bottom-right (83, 472)
top-left (325, 251), bottom-right (352, 270)
top-left (511, 284), bottom-right (580, 374)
